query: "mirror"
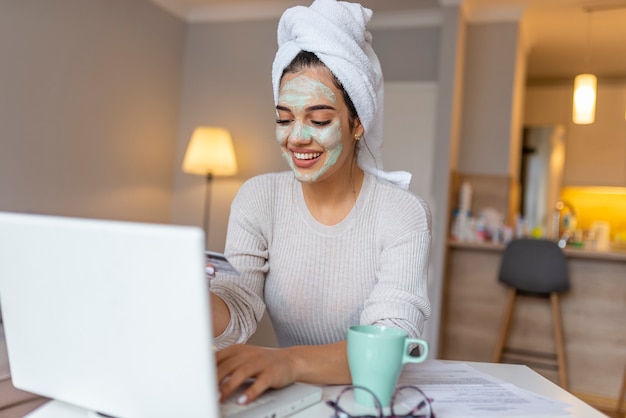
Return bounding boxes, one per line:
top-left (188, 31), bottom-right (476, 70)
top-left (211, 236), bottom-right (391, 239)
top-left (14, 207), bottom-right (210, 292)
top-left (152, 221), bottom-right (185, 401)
top-left (519, 125), bottom-right (566, 237)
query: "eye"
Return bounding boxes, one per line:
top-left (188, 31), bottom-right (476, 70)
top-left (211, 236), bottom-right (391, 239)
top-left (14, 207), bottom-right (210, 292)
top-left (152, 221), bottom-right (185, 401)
top-left (312, 120), bottom-right (331, 126)
top-left (275, 119), bottom-right (291, 125)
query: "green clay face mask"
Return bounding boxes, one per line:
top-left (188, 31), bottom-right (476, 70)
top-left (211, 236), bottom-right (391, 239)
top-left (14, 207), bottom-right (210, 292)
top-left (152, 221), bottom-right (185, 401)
top-left (276, 74), bottom-right (344, 182)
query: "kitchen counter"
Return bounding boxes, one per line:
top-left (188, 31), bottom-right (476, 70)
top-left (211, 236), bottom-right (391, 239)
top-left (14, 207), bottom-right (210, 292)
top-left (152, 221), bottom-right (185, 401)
top-left (448, 239), bottom-right (626, 262)
top-left (440, 240), bottom-right (626, 405)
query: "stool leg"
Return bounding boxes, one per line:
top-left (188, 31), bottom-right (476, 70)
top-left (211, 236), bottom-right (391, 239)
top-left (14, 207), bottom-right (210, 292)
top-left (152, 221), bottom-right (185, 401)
top-left (550, 293), bottom-right (569, 391)
top-left (492, 288), bottom-right (516, 363)
top-left (617, 365), bottom-right (626, 416)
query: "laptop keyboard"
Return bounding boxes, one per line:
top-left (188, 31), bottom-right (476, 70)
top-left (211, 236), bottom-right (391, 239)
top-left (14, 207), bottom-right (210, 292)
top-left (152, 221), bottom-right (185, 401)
top-left (217, 379), bottom-right (323, 418)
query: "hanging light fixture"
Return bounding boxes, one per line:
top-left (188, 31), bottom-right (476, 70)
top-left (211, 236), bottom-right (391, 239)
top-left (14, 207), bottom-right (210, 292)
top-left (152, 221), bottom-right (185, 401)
top-left (572, 73), bottom-right (597, 124)
top-left (572, 9), bottom-right (596, 125)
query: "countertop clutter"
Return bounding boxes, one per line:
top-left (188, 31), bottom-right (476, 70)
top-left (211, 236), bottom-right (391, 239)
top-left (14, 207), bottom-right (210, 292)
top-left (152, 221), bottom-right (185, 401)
top-left (449, 204), bottom-right (626, 258)
top-left (449, 181), bottom-right (626, 258)
top-left (559, 186), bottom-right (626, 253)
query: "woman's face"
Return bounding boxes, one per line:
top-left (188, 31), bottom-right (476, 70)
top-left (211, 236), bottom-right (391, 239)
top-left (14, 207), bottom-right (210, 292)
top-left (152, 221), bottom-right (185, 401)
top-left (275, 66), bottom-right (362, 183)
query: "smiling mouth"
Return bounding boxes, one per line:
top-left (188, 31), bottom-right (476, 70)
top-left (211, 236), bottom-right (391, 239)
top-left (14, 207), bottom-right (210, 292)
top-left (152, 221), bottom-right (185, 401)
top-left (293, 152), bottom-right (322, 160)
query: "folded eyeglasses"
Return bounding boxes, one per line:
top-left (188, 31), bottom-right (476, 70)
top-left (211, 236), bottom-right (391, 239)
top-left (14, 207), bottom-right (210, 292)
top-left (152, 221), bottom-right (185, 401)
top-left (326, 385), bottom-right (435, 418)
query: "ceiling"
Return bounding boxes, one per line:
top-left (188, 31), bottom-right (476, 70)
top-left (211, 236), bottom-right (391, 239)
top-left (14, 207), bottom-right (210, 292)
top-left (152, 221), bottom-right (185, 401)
top-left (147, 0), bottom-right (626, 81)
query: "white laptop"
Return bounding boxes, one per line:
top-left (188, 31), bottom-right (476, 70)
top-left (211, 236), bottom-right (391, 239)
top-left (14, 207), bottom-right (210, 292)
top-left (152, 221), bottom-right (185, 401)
top-left (0, 212), bottom-right (322, 418)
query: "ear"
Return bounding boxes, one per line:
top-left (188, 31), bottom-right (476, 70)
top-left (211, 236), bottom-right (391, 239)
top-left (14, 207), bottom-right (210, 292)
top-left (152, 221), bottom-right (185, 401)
top-left (353, 117), bottom-right (364, 138)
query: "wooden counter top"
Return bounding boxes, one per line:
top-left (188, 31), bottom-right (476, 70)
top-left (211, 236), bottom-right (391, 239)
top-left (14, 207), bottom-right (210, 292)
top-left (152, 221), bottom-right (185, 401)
top-left (448, 240), bottom-right (626, 262)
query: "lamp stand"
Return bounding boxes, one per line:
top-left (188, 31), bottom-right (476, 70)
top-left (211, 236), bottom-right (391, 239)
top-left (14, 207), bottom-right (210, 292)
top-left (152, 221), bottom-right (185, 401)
top-left (203, 173), bottom-right (213, 250)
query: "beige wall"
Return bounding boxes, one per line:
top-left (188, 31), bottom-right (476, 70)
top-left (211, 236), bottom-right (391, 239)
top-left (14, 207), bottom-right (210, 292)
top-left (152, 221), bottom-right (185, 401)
top-left (0, 0), bottom-right (185, 223)
top-left (170, 19), bottom-right (281, 250)
top-left (525, 82), bottom-right (626, 187)
top-left (458, 21), bottom-right (525, 179)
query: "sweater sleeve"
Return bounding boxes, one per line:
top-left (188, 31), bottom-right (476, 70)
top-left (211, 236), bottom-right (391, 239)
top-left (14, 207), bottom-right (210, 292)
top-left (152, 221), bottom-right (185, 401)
top-left (360, 190), bottom-right (432, 339)
top-left (210, 176), bottom-right (272, 348)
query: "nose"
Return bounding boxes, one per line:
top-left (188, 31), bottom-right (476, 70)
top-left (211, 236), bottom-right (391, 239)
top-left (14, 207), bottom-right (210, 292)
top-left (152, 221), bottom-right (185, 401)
top-left (288, 121), bottom-right (312, 144)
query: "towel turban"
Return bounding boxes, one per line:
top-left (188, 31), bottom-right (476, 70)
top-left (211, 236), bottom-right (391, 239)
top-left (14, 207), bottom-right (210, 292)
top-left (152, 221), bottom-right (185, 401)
top-left (272, 0), bottom-right (411, 189)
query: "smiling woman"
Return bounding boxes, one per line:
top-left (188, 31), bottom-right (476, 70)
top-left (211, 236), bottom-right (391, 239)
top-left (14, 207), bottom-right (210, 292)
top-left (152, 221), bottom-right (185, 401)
top-left (206, 0), bottom-right (433, 408)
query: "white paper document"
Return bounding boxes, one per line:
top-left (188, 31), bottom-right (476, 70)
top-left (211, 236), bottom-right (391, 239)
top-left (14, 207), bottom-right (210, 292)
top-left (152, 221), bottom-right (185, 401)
top-left (398, 361), bottom-right (573, 418)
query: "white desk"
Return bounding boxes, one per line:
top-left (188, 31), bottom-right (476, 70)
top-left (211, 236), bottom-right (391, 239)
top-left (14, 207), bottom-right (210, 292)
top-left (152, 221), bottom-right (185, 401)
top-left (2, 361), bottom-right (608, 418)
top-left (293, 361), bottom-right (608, 418)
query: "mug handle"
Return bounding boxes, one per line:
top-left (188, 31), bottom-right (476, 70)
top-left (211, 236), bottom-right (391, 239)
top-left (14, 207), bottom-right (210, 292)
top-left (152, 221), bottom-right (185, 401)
top-left (403, 338), bottom-right (429, 363)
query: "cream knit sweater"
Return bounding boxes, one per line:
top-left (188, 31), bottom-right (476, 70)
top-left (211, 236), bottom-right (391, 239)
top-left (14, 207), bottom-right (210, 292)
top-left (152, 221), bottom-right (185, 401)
top-left (211, 171), bottom-right (431, 348)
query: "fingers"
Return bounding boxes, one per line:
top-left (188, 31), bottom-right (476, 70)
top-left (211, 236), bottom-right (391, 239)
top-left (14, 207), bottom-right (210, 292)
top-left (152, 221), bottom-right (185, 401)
top-left (217, 347), bottom-right (257, 401)
top-left (234, 373), bottom-right (275, 406)
top-left (216, 345), bottom-right (294, 404)
top-left (216, 345), bottom-right (252, 384)
top-left (205, 262), bottom-right (216, 278)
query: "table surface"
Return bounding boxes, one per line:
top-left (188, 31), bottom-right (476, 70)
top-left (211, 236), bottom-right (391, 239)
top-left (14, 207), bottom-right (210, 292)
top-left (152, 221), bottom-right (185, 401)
top-left (1, 361), bottom-right (608, 418)
top-left (292, 361), bottom-right (608, 418)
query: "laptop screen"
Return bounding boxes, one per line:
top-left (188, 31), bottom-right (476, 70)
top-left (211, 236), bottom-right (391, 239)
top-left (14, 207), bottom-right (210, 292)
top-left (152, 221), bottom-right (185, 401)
top-left (0, 212), bottom-right (220, 418)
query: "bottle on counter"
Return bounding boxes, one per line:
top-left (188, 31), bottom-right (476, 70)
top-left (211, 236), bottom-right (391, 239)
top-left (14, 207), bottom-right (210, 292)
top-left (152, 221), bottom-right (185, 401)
top-left (450, 209), bottom-right (461, 240)
top-left (450, 181), bottom-right (473, 242)
top-left (459, 181), bottom-right (473, 216)
top-left (515, 214), bottom-right (527, 239)
top-left (475, 214), bottom-right (486, 242)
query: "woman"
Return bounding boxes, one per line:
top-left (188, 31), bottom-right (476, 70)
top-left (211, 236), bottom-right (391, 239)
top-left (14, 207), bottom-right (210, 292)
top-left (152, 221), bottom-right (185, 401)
top-left (209, 0), bottom-right (431, 405)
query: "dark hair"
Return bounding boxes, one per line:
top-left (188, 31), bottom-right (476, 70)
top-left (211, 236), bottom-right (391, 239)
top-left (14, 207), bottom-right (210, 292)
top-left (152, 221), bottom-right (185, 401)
top-left (281, 51), bottom-right (359, 126)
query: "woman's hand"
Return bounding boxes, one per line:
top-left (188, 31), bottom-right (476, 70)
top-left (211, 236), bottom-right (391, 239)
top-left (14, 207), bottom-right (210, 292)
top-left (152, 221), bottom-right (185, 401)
top-left (216, 344), bottom-right (299, 405)
top-left (215, 341), bottom-right (351, 405)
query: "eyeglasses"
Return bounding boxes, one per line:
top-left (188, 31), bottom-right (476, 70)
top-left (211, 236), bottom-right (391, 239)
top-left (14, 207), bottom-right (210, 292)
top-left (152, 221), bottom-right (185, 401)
top-left (326, 385), bottom-right (435, 418)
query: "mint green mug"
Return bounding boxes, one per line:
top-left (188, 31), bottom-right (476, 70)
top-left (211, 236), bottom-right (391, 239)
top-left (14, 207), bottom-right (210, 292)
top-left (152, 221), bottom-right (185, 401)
top-left (347, 324), bottom-right (429, 408)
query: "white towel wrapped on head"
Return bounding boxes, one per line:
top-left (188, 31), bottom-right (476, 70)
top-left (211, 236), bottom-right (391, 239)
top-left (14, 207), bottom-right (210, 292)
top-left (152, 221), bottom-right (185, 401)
top-left (272, 0), bottom-right (412, 190)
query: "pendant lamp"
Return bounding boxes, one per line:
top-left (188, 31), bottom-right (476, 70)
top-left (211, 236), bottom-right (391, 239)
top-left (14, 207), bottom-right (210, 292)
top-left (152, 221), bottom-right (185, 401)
top-left (572, 10), bottom-right (596, 125)
top-left (572, 73), bottom-right (597, 125)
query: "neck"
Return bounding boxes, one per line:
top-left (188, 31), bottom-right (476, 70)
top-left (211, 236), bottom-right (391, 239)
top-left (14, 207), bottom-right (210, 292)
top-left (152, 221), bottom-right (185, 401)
top-left (301, 163), bottom-right (364, 225)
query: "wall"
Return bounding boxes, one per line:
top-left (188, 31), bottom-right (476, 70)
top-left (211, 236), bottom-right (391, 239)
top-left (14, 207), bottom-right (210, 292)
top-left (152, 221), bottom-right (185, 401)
top-left (0, 0), bottom-right (185, 223)
top-left (560, 186), bottom-right (626, 241)
top-left (383, 82), bottom-right (437, 206)
top-left (458, 22), bottom-right (524, 179)
top-left (171, 19), bottom-right (281, 251)
top-left (525, 82), bottom-right (626, 187)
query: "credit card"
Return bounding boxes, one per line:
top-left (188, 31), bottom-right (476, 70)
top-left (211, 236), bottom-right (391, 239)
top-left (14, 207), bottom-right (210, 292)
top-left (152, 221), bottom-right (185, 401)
top-left (205, 251), bottom-right (240, 276)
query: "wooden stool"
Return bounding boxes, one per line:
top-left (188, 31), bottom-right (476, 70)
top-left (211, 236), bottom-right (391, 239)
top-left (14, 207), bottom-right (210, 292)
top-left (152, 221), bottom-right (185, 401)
top-left (491, 238), bottom-right (570, 390)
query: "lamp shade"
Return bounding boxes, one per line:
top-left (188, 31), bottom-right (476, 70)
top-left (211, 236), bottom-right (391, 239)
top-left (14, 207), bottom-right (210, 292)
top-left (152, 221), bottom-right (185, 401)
top-left (572, 73), bottom-right (597, 125)
top-left (182, 127), bottom-right (238, 176)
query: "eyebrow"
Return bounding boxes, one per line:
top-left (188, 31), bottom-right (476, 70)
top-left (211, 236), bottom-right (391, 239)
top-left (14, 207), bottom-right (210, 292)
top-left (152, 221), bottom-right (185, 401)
top-left (275, 104), bottom-right (336, 112)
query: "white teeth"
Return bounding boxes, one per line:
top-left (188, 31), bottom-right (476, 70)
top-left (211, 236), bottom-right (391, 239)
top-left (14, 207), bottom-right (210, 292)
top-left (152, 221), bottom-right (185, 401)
top-left (294, 152), bottom-right (322, 160)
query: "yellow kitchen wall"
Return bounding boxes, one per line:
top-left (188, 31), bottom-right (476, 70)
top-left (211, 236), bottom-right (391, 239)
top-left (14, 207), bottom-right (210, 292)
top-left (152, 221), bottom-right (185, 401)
top-left (560, 187), bottom-right (626, 240)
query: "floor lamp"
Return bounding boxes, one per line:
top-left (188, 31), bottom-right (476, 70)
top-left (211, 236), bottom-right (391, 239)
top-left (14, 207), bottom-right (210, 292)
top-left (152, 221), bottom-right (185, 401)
top-left (182, 126), bottom-right (238, 249)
